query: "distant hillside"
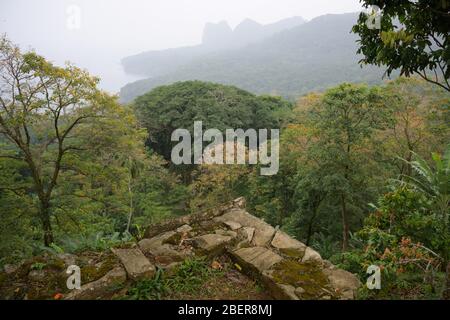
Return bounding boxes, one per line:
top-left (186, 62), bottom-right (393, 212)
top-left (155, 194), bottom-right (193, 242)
top-left (121, 16), bottom-right (306, 77)
top-left (120, 13), bottom-right (391, 103)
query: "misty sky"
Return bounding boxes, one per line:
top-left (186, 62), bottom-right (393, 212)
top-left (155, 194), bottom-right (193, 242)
top-left (0, 0), bottom-right (363, 92)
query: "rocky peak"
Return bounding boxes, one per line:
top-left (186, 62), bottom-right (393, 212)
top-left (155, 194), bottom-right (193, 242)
top-left (201, 20), bottom-right (233, 49)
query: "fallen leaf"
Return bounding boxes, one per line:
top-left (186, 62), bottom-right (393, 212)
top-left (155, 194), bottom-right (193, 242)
top-left (54, 293), bottom-right (63, 300)
top-left (211, 260), bottom-right (222, 270)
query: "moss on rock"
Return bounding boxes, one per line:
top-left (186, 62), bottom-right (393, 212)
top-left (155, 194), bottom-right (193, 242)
top-left (270, 260), bottom-right (335, 299)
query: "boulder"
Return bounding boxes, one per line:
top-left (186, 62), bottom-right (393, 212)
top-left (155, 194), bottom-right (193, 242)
top-left (138, 240), bottom-right (185, 265)
top-left (271, 230), bottom-right (306, 251)
top-left (215, 229), bottom-right (237, 238)
top-left (276, 284), bottom-right (299, 300)
top-left (302, 247), bottom-right (322, 262)
top-left (233, 197), bottom-right (246, 208)
top-left (295, 287), bottom-right (306, 297)
top-left (176, 224), bottom-right (193, 233)
top-left (240, 227), bottom-right (255, 243)
top-left (65, 266), bottom-right (126, 300)
top-left (224, 221), bottom-right (242, 230)
top-left (215, 209), bottom-right (275, 246)
top-left (261, 270), bottom-right (302, 300)
top-left (111, 248), bottom-right (155, 280)
top-left (192, 234), bottom-right (233, 255)
top-left (231, 247), bottom-right (283, 272)
top-left (261, 258), bottom-right (338, 300)
top-left (144, 230), bottom-right (177, 246)
top-left (323, 268), bottom-right (360, 300)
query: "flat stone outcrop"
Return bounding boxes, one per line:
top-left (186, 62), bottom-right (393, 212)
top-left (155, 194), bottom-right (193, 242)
top-left (1, 197), bottom-right (359, 300)
top-left (232, 247), bottom-right (283, 272)
top-left (111, 248), bottom-right (155, 280)
top-left (192, 234), bottom-right (234, 255)
top-left (136, 197), bottom-right (361, 300)
top-left (65, 266), bottom-right (127, 300)
top-left (271, 230), bottom-right (306, 251)
top-left (323, 268), bottom-right (361, 299)
top-left (302, 247), bottom-right (322, 262)
top-left (215, 209), bottom-right (276, 246)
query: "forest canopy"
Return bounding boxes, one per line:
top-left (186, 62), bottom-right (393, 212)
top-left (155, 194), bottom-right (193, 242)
top-left (0, 15), bottom-right (449, 299)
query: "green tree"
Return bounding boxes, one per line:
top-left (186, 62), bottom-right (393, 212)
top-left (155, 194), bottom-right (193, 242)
top-left (401, 147), bottom-right (450, 299)
top-left (307, 83), bottom-right (393, 250)
top-left (133, 81), bottom-right (292, 182)
top-left (0, 37), bottom-right (145, 246)
top-left (380, 77), bottom-right (450, 176)
top-left (352, 0), bottom-right (450, 91)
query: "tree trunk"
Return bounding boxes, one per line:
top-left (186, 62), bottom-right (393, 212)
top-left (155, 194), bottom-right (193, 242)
top-left (126, 173), bottom-right (133, 234)
top-left (340, 194), bottom-right (349, 251)
top-left (40, 201), bottom-right (54, 246)
top-left (306, 217), bottom-right (314, 247)
top-left (306, 205), bottom-right (320, 246)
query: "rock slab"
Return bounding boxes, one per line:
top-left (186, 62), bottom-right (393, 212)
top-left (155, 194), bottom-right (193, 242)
top-left (111, 248), bottom-right (155, 280)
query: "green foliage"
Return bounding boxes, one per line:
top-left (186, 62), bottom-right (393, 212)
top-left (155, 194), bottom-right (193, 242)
top-left (290, 83), bottom-right (394, 249)
top-left (126, 258), bottom-right (222, 300)
top-left (0, 37), bottom-right (188, 262)
top-left (189, 163), bottom-right (251, 212)
top-left (310, 233), bottom-right (340, 260)
top-left (166, 257), bottom-right (222, 293)
top-left (398, 147), bottom-right (450, 262)
top-left (133, 80), bottom-right (291, 181)
top-left (127, 269), bottom-right (168, 300)
top-left (30, 262), bottom-right (47, 271)
top-left (353, 0), bottom-right (449, 91)
top-left (132, 153), bottom-right (188, 228)
top-left (58, 232), bottom-right (132, 253)
top-left (332, 180), bottom-right (447, 299)
top-left (1, 30), bottom-right (449, 301)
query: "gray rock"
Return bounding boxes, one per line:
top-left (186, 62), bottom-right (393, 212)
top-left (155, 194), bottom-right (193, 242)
top-left (215, 209), bottom-right (275, 246)
top-left (294, 287), bottom-right (306, 297)
top-left (323, 268), bottom-right (360, 300)
top-left (261, 270), bottom-right (300, 300)
top-left (322, 260), bottom-right (334, 269)
top-left (138, 240), bottom-right (184, 265)
top-left (277, 284), bottom-right (299, 300)
top-left (111, 248), bottom-right (155, 280)
top-left (271, 230), bottom-right (306, 251)
top-left (301, 247), bottom-right (322, 262)
top-left (192, 234), bottom-right (233, 255)
top-left (176, 224), bottom-right (192, 233)
top-left (233, 197), bottom-right (246, 208)
top-left (224, 221), bottom-right (242, 230)
top-left (240, 227), bottom-right (255, 243)
top-left (144, 231), bottom-right (177, 246)
top-left (65, 266), bottom-right (126, 300)
top-left (231, 247), bottom-right (283, 272)
top-left (215, 229), bottom-right (237, 238)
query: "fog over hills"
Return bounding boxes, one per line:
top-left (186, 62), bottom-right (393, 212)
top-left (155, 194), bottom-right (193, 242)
top-left (121, 16), bottom-right (306, 77)
top-left (120, 12), bottom-right (388, 103)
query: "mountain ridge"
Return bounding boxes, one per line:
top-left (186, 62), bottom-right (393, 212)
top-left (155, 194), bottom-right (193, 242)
top-left (121, 16), bottom-right (306, 77)
top-left (120, 13), bottom-right (390, 103)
